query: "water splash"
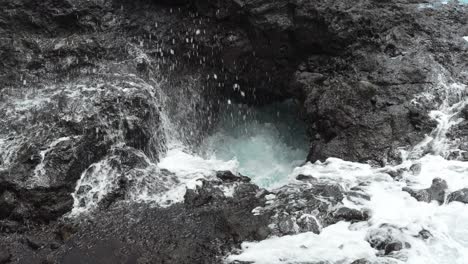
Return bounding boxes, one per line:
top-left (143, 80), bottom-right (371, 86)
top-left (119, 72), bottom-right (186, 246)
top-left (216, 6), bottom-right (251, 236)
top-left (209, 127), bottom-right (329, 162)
top-left (228, 78), bottom-right (468, 264)
top-left (200, 100), bottom-right (308, 188)
top-left (29, 137), bottom-right (72, 187)
top-left (410, 77), bottom-right (467, 159)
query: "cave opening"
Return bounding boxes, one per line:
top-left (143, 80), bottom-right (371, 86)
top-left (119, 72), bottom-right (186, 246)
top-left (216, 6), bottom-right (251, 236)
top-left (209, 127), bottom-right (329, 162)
top-left (196, 99), bottom-right (309, 188)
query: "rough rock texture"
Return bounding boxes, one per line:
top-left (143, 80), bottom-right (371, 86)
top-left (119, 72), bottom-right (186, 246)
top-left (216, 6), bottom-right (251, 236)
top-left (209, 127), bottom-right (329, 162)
top-left (0, 173), bottom-right (367, 263)
top-left (252, 182), bottom-right (368, 236)
top-left (0, 0), bottom-right (225, 224)
top-left (0, 176), bottom-right (271, 264)
top-left (447, 188), bottom-right (468, 204)
top-left (187, 0), bottom-right (468, 163)
top-left (1, 0), bottom-right (466, 225)
top-left (403, 177), bottom-right (448, 204)
top-left (0, 0), bottom-right (467, 263)
top-left (365, 224), bottom-right (411, 256)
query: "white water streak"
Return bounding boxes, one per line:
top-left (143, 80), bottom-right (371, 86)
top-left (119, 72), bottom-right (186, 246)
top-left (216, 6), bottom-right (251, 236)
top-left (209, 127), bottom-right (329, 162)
top-left (228, 78), bottom-right (468, 264)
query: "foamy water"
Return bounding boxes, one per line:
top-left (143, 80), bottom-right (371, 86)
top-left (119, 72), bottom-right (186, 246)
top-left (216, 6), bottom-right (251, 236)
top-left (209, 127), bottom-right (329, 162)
top-left (200, 101), bottom-right (308, 188)
top-left (49, 40), bottom-right (468, 263)
top-left (227, 79), bottom-right (468, 263)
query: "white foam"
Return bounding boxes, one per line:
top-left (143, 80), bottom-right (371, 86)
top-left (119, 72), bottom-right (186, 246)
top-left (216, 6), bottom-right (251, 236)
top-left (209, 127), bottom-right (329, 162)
top-left (228, 80), bottom-right (468, 264)
top-left (227, 222), bottom-right (376, 264)
top-left (200, 102), bottom-right (308, 188)
top-left (229, 156), bottom-right (468, 263)
top-left (158, 148), bottom-right (239, 177)
top-left (29, 137), bottom-right (72, 187)
top-left (70, 147), bottom-right (240, 215)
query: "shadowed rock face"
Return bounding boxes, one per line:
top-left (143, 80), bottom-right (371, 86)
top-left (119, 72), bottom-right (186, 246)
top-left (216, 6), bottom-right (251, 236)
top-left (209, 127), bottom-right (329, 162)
top-left (447, 188), bottom-right (468, 204)
top-left (0, 0), bottom-right (467, 263)
top-left (189, 0), bottom-right (468, 164)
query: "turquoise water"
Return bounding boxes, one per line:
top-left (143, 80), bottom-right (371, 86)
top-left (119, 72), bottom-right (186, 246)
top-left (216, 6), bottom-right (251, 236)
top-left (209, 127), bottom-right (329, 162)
top-left (200, 100), bottom-right (308, 188)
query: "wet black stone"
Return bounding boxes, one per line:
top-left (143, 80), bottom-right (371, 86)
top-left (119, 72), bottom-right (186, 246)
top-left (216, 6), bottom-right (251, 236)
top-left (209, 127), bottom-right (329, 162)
top-left (403, 178), bottom-right (448, 204)
top-left (216, 171), bottom-right (250, 183)
top-left (332, 207), bottom-right (368, 223)
top-left (447, 188), bottom-right (468, 204)
top-left (0, 0), bottom-right (466, 263)
top-left (418, 229), bottom-right (433, 240)
top-left (295, 174), bottom-right (317, 182)
top-left (384, 241), bottom-right (403, 255)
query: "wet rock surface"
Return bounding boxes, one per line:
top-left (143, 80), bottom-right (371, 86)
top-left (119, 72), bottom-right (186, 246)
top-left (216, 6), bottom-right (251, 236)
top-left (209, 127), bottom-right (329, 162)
top-left (447, 188), bottom-right (468, 204)
top-left (185, 0), bottom-right (467, 164)
top-left (0, 178), bottom-right (270, 264)
top-left (403, 177), bottom-right (448, 204)
top-left (0, 0), bottom-right (467, 263)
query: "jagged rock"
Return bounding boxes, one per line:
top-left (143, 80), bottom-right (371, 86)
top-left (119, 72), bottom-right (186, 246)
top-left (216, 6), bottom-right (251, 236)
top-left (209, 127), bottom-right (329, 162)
top-left (447, 188), bottom-right (468, 204)
top-left (409, 163), bottom-right (422, 175)
top-left (417, 229), bottom-right (433, 240)
top-left (216, 171), bottom-right (251, 183)
top-left (366, 224), bottom-right (409, 255)
top-left (384, 168), bottom-right (407, 179)
top-left (384, 241), bottom-right (403, 255)
top-left (403, 178), bottom-right (448, 204)
top-left (331, 207), bottom-right (369, 223)
top-left (253, 183), bottom-right (345, 236)
top-left (297, 214), bottom-right (320, 234)
top-left (0, 0), bottom-right (467, 263)
top-left (50, 180), bottom-right (270, 264)
top-left (184, 181), bottom-right (226, 207)
top-left (295, 174), bottom-right (318, 182)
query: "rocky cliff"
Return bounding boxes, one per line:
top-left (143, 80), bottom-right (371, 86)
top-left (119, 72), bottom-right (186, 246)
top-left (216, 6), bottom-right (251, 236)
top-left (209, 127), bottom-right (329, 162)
top-left (0, 0), bottom-right (467, 263)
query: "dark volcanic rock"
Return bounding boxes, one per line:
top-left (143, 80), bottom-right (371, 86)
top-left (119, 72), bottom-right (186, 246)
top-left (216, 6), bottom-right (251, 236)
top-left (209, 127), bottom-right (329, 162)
top-left (366, 224), bottom-right (410, 256)
top-left (190, 0), bottom-right (467, 163)
top-left (403, 178), bottom-right (448, 204)
top-left (0, 247), bottom-right (11, 264)
top-left (0, 76), bottom-right (164, 223)
top-left (252, 183), bottom-right (349, 236)
top-left (331, 207), bottom-right (369, 223)
top-left (53, 181), bottom-right (270, 264)
top-left (447, 188), bottom-right (468, 204)
top-left (0, 0), bottom-right (467, 263)
top-left (216, 171), bottom-right (251, 183)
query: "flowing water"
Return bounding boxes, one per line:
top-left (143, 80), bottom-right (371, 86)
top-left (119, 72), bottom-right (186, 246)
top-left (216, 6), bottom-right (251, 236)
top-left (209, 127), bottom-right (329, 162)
top-left (63, 68), bottom-right (468, 263)
top-left (199, 100), bottom-right (308, 188)
top-left (227, 78), bottom-right (468, 264)
top-left (2, 4), bottom-right (462, 262)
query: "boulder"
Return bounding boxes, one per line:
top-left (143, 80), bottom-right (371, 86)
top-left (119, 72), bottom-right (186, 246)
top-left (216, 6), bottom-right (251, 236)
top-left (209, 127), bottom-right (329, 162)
top-left (403, 178), bottom-right (448, 204)
top-left (447, 188), bottom-right (468, 204)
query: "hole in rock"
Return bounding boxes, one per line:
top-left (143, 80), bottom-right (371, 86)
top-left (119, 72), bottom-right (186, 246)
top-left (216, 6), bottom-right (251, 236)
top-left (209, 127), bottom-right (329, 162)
top-left (198, 99), bottom-right (309, 188)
